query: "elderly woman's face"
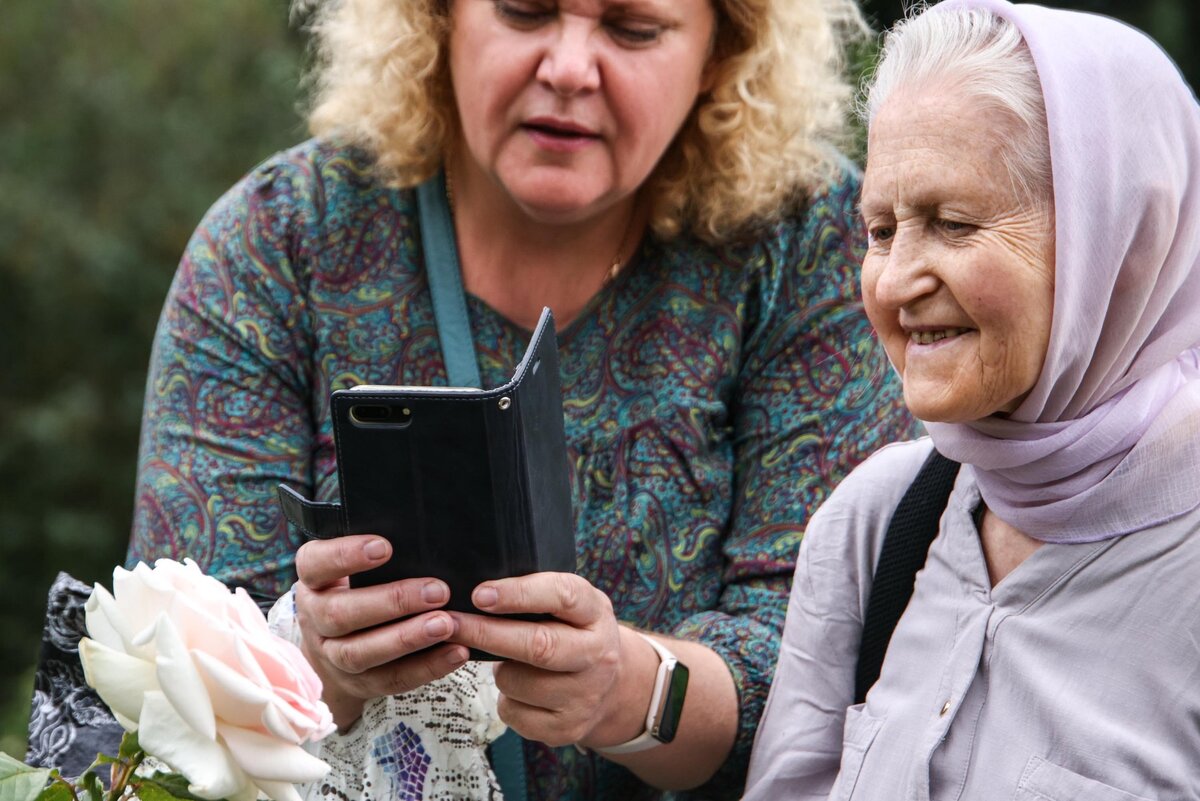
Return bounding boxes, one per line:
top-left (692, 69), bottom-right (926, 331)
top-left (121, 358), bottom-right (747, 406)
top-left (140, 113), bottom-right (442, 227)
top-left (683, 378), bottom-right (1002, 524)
top-left (860, 90), bottom-right (1055, 423)
top-left (447, 0), bottom-right (715, 223)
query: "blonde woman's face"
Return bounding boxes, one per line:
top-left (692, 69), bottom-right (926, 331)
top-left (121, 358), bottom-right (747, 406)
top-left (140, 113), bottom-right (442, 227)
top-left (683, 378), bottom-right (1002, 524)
top-left (860, 89), bottom-right (1055, 424)
top-left (447, 0), bottom-right (716, 224)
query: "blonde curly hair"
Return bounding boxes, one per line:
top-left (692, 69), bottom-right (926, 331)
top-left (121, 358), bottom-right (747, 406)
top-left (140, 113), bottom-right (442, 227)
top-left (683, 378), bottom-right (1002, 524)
top-left (299, 0), bottom-right (865, 242)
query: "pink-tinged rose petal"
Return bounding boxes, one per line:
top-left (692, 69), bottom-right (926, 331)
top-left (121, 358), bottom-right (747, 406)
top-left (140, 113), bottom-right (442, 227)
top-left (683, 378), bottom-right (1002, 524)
top-left (269, 686), bottom-right (334, 742)
top-left (260, 702), bottom-right (302, 744)
top-left (153, 614), bottom-right (217, 741)
top-left (185, 558), bottom-right (240, 600)
top-left (230, 588), bottom-right (273, 637)
top-left (176, 600), bottom-right (269, 686)
top-left (191, 650), bottom-right (283, 734)
top-left (138, 690), bottom-right (251, 801)
top-left (252, 778), bottom-right (305, 801)
top-left (274, 638), bottom-right (324, 699)
top-left (150, 558), bottom-right (195, 592)
top-left (121, 563), bottom-right (178, 626)
top-left (77, 637), bottom-right (157, 728)
top-left (240, 634), bottom-right (306, 697)
top-left (217, 723), bottom-right (330, 784)
top-left (129, 561), bottom-right (173, 593)
top-left (231, 634), bottom-right (272, 687)
top-left (167, 588), bottom-right (238, 655)
top-left (175, 608), bottom-right (251, 683)
top-left (87, 558), bottom-right (334, 798)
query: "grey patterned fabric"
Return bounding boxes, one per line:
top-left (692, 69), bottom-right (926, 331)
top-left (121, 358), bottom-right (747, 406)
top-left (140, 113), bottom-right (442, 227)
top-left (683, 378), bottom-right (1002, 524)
top-left (25, 572), bottom-right (124, 778)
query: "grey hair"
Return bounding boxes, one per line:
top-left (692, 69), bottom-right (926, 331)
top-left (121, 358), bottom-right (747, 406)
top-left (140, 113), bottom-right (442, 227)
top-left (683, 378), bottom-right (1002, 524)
top-left (860, 4), bottom-right (1052, 209)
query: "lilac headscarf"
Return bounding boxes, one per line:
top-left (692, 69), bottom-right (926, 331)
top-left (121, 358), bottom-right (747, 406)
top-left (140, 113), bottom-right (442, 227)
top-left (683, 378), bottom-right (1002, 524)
top-left (921, 0), bottom-right (1200, 542)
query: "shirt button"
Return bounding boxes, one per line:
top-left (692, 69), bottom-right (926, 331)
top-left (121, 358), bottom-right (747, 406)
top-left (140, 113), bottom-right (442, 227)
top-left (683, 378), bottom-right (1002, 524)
top-left (939, 700), bottom-right (951, 717)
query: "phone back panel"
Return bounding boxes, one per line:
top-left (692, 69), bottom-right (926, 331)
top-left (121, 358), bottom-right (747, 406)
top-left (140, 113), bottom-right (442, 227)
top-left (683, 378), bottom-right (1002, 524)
top-left (332, 393), bottom-right (505, 611)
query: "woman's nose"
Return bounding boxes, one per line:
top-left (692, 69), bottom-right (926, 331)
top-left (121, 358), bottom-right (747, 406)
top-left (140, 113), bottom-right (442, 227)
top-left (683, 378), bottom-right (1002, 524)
top-left (871, 232), bottom-right (939, 309)
top-left (536, 20), bottom-right (601, 96)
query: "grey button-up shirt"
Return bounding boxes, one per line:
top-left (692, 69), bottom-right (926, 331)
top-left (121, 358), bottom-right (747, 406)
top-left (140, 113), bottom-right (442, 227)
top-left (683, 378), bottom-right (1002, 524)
top-left (744, 438), bottom-right (1200, 801)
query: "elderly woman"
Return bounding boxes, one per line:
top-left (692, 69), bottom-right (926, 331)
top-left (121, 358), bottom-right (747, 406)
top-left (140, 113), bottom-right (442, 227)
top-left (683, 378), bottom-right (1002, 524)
top-left (126, 0), bottom-right (912, 798)
top-left (742, 0), bottom-right (1200, 798)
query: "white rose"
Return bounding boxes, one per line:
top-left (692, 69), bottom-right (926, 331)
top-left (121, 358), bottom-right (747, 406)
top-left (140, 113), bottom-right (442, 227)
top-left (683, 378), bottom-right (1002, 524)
top-left (79, 558), bottom-right (335, 801)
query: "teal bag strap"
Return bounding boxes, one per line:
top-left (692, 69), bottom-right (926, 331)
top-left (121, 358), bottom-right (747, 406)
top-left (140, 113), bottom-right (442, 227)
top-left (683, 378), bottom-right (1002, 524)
top-left (415, 169), bottom-right (483, 389)
top-left (490, 730), bottom-right (528, 801)
top-left (414, 169), bottom-right (529, 801)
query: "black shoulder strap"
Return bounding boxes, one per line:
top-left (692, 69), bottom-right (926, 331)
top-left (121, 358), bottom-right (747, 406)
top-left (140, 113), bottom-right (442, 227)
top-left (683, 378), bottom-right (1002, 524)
top-left (854, 450), bottom-right (960, 704)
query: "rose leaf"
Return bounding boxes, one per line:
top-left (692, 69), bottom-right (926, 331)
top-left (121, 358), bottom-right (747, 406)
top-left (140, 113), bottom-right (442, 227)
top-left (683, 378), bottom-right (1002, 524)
top-left (118, 731), bottom-right (142, 761)
top-left (78, 771), bottom-right (103, 801)
top-left (137, 773), bottom-right (211, 801)
top-left (0, 754), bottom-right (50, 801)
top-left (32, 781), bottom-right (72, 801)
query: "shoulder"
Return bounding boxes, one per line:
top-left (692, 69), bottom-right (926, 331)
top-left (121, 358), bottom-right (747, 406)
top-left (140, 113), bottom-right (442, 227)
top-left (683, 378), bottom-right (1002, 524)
top-left (201, 138), bottom-right (404, 237)
top-left (769, 155), bottom-right (863, 248)
top-left (734, 157), bottom-right (867, 317)
top-left (646, 157), bottom-right (865, 305)
top-left (825, 437), bottom-right (936, 507)
top-left (802, 438), bottom-right (938, 573)
top-left (797, 155), bottom-right (863, 223)
top-left (652, 155), bottom-right (862, 261)
top-left (187, 139), bottom-right (421, 287)
top-left (772, 158), bottom-right (864, 281)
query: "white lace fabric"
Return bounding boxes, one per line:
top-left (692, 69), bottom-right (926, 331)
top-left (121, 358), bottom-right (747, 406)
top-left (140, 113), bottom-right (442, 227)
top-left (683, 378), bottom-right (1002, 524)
top-left (268, 589), bottom-right (507, 801)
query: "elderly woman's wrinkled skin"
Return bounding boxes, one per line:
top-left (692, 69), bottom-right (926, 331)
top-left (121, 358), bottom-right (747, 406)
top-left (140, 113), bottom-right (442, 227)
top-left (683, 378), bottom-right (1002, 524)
top-left (860, 89), bottom-right (1056, 425)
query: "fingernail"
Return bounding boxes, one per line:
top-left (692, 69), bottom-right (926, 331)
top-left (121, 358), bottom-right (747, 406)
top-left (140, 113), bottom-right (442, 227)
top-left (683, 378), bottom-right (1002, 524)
top-left (364, 539), bottom-right (388, 561)
top-left (474, 586), bottom-right (498, 608)
top-left (424, 617), bottom-right (450, 638)
top-left (422, 581), bottom-right (448, 604)
top-left (446, 647), bottom-right (468, 667)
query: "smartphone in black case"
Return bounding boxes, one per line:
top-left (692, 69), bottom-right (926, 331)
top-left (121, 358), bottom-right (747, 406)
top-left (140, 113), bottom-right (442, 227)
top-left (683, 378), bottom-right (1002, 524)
top-left (280, 308), bottom-right (576, 622)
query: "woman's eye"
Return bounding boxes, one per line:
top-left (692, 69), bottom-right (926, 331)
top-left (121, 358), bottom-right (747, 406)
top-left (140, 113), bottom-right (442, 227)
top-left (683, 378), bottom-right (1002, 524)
top-left (606, 20), bottom-right (664, 45)
top-left (868, 226), bottom-right (895, 244)
top-left (937, 218), bottom-right (974, 235)
top-left (494, 0), bottom-right (552, 26)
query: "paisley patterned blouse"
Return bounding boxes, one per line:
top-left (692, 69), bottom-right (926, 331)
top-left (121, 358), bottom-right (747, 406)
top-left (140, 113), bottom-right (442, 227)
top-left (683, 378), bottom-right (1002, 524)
top-left (128, 138), bottom-right (914, 800)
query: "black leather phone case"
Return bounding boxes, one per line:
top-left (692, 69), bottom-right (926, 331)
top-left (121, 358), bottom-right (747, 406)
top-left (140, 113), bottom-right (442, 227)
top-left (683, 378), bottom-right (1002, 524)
top-left (277, 308), bottom-right (576, 621)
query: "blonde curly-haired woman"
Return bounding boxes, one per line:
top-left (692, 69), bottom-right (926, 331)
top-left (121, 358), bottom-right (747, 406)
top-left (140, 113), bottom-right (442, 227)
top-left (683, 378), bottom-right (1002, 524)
top-left (127, 0), bottom-right (913, 799)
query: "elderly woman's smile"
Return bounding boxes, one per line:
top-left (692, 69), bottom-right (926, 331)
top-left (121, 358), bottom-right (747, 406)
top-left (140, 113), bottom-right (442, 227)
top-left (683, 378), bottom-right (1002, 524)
top-left (907, 327), bottom-right (971, 345)
top-left (860, 88), bottom-right (1056, 424)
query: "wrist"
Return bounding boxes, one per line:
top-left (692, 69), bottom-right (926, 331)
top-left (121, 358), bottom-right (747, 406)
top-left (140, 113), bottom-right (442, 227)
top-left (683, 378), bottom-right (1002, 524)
top-left (579, 626), bottom-right (660, 748)
top-left (329, 692), bottom-right (366, 733)
top-left (588, 629), bottom-right (690, 754)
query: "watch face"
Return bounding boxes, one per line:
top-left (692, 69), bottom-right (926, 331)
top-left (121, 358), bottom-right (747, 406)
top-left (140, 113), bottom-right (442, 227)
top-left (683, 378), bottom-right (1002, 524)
top-left (653, 661), bottom-right (690, 743)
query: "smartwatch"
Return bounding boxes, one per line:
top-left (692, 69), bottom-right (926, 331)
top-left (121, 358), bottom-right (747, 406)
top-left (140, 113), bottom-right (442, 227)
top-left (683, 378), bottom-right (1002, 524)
top-left (596, 632), bottom-right (690, 754)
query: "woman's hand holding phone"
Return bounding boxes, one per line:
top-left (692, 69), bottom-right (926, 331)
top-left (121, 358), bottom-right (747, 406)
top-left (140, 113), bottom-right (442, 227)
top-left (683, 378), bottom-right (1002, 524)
top-left (294, 534), bottom-right (470, 731)
top-left (446, 572), bottom-right (656, 749)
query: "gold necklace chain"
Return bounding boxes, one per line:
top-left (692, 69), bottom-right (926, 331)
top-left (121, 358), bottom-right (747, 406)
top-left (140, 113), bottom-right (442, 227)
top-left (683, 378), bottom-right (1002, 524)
top-left (444, 166), bottom-right (632, 287)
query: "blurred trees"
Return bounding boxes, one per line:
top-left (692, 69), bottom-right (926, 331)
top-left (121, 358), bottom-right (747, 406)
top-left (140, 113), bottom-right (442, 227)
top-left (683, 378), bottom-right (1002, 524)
top-left (0, 0), bottom-right (305, 754)
top-left (0, 0), bottom-right (1195, 755)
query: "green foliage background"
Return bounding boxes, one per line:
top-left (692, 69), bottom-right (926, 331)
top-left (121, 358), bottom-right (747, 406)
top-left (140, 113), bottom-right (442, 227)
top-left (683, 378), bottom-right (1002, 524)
top-left (0, 0), bottom-right (307, 757)
top-left (1, 0), bottom-right (1195, 758)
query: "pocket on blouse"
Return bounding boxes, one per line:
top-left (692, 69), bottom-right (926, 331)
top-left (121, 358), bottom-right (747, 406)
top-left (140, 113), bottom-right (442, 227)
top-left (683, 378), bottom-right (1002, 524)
top-left (827, 704), bottom-right (886, 801)
top-left (1014, 756), bottom-right (1154, 801)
